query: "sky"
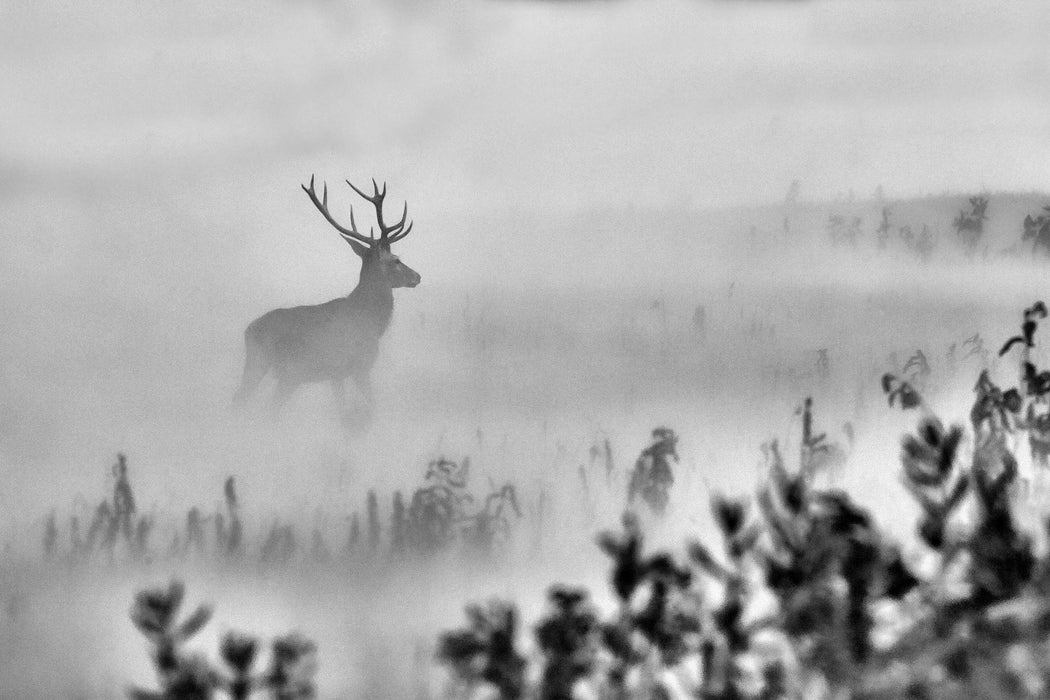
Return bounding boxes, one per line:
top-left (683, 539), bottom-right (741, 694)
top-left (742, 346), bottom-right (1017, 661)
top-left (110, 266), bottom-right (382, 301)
top-left (2, 0), bottom-right (1048, 215)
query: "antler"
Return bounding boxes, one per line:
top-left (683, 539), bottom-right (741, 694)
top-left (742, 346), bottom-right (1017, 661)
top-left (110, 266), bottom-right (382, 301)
top-left (345, 178), bottom-right (414, 246)
top-left (302, 175), bottom-right (376, 248)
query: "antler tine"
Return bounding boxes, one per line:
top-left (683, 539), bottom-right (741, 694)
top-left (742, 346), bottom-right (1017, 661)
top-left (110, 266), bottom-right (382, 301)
top-left (347, 207), bottom-right (376, 243)
top-left (346, 178), bottom-right (414, 245)
top-left (302, 175), bottom-right (375, 247)
top-left (382, 202), bottom-right (413, 244)
top-left (346, 179), bottom-right (377, 203)
top-left (387, 217), bottom-right (413, 244)
top-left (384, 201), bottom-right (408, 235)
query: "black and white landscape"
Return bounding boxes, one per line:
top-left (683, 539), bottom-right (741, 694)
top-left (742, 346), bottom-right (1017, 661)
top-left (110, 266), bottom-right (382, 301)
top-left (2, 1), bottom-right (1050, 698)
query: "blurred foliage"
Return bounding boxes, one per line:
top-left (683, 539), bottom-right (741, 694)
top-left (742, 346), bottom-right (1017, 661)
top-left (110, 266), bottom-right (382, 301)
top-left (440, 301), bottom-right (1050, 699)
top-left (128, 580), bottom-right (316, 700)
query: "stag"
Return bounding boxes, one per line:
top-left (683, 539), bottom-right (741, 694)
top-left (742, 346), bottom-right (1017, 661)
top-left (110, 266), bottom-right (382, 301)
top-left (234, 176), bottom-right (420, 418)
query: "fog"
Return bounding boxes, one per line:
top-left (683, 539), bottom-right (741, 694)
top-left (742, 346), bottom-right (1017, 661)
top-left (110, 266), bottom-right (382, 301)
top-left (2, 0), bottom-right (1050, 697)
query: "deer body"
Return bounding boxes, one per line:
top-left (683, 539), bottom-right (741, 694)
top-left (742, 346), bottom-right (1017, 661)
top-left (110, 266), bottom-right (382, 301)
top-left (235, 177), bottom-right (419, 415)
top-left (242, 283), bottom-right (391, 386)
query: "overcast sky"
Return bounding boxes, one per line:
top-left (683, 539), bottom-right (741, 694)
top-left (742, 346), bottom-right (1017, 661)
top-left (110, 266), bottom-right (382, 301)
top-left (2, 0), bottom-right (1048, 215)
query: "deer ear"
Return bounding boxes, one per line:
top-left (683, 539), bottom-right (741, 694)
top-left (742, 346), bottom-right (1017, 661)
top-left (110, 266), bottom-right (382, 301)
top-left (345, 239), bottom-right (371, 258)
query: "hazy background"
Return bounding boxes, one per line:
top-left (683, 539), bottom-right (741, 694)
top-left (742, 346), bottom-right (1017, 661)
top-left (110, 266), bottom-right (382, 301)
top-left (2, 0), bottom-right (1050, 522)
top-left (4, 0), bottom-right (1050, 696)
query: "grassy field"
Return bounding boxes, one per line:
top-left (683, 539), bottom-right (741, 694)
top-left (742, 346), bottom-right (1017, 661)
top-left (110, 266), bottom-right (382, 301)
top-left (4, 190), bottom-right (1050, 696)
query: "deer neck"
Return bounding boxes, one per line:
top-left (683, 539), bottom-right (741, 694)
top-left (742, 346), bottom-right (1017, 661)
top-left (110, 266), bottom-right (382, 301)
top-left (348, 267), bottom-right (394, 328)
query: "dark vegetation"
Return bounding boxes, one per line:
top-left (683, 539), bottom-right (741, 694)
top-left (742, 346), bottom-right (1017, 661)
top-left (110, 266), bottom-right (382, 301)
top-left (42, 457), bottom-right (522, 568)
top-left (436, 301), bottom-right (1050, 698)
top-left (128, 580), bottom-right (317, 699)
top-left (627, 428), bottom-right (679, 516)
top-left (16, 194), bottom-right (1050, 698)
top-left (818, 192), bottom-right (1050, 263)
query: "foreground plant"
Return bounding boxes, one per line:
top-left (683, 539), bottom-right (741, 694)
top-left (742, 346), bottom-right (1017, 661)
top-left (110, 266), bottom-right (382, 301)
top-left (627, 427), bottom-right (679, 516)
top-left (437, 600), bottom-right (526, 699)
top-left (440, 303), bottom-right (1050, 698)
top-left (129, 581), bottom-right (216, 700)
top-left (129, 580), bottom-right (316, 699)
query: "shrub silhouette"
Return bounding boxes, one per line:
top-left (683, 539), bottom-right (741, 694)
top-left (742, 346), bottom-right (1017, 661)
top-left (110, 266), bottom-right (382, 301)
top-left (440, 301), bottom-right (1050, 699)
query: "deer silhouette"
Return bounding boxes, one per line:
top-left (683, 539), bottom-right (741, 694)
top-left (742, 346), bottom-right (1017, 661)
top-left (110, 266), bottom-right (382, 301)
top-left (234, 177), bottom-right (420, 420)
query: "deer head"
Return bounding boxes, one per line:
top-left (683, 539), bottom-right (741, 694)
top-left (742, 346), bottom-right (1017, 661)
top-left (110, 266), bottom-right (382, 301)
top-left (302, 175), bottom-right (421, 289)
